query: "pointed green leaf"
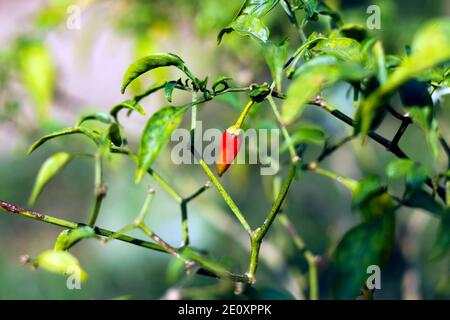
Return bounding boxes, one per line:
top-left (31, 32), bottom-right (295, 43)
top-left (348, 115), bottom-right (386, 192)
top-left (218, 14), bottom-right (270, 44)
top-left (108, 123), bottom-right (122, 147)
top-left (121, 53), bottom-right (190, 94)
top-left (36, 250), bottom-right (87, 282)
top-left (332, 213), bottom-right (395, 299)
top-left (280, 126), bottom-right (327, 153)
top-left (28, 127), bottom-right (103, 154)
top-left (29, 152), bottom-right (72, 206)
top-left (54, 226), bottom-right (96, 251)
top-left (135, 106), bottom-right (187, 183)
top-left (164, 81), bottom-right (177, 103)
top-left (403, 190), bottom-right (445, 217)
top-left (263, 39), bottom-right (289, 92)
top-left (236, 0), bottom-right (280, 17)
top-left (281, 56), bottom-right (368, 124)
top-left (110, 99), bottom-right (146, 120)
top-left (76, 112), bottom-right (113, 127)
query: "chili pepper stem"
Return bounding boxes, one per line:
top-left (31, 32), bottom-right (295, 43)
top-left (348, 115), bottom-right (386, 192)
top-left (234, 100), bottom-right (255, 129)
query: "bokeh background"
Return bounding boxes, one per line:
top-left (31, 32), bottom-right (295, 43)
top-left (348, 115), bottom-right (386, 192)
top-left (0, 0), bottom-right (449, 299)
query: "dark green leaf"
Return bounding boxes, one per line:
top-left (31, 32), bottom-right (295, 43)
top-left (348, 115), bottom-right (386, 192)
top-left (338, 24), bottom-right (368, 42)
top-left (108, 123), bottom-right (122, 147)
top-left (212, 76), bottom-right (232, 94)
top-left (110, 100), bottom-right (146, 120)
top-left (430, 215), bottom-right (450, 260)
top-left (332, 213), bottom-right (395, 299)
top-left (28, 127), bottom-right (103, 154)
top-left (403, 190), bottom-right (445, 217)
top-left (135, 106), bottom-right (187, 183)
top-left (263, 39), bottom-right (289, 92)
top-left (29, 152), bottom-right (72, 206)
top-left (164, 81), bottom-right (178, 103)
top-left (76, 112), bottom-right (113, 127)
top-left (121, 53), bottom-right (193, 94)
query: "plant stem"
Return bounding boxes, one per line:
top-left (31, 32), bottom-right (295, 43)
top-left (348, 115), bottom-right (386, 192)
top-left (88, 153), bottom-right (106, 227)
top-left (234, 100), bottom-right (255, 129)
top-left (198, 159), bottom-right (252, 235)
top-left (180, 201), bottom-right (189, 246)
top-left (307, 162), bottom-right (358, 192)
top-left (267, 95), bottom-right (298, 162)
top-left (0, 199), bottom-right (250, 283)
top-left (278, 213), bottom-right (318, 300)
top-left (248, 164), bottom-right (296, 280)
top-left (147, 168), bottom-right (183, 203)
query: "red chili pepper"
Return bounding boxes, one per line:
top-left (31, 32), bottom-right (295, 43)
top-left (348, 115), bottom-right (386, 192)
top-left (216, 126), bottom-right (243, 177)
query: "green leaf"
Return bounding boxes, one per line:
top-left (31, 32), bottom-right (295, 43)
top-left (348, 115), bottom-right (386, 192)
top-left (29, 152), bottom-right (72, 206)
top-left (338, 24), bottom-right (368, 42)
top-left (54, 227), bottom-right (96, 251)
top-left (280, 126), bottom-right (326, 153)
top-left (36, 250), bottom-right (87, 282)
top-left (135, 106), bottom-right (187, 183)
top-left (408, 107), bottom-right (440, 158)
top-left (403, 190), bottom-right (445, 217)
top-left (281, 56), bottom-right (368, 124)
top-left (164, 81), bottom-right (178, 103)
top-left (110, 100), bottom-right (146, 120)
top-left (108, 123), bottom-right (122, 147)
top-left (302, 0), bottom-right (342, 26)
top-left (121, 53), bottom-right (192, 94)
top-left (332, 213), bottom-right (395, 299)
top-left (236, 0), bottom-right (279, 17)
top-left (311, 38), bottom-right (362, 62)
top-left (18, 40), bottom-right (55, 123)
top-left (430, 215), bottom-right (450, 260)
top-left (386, 159), bottom-right (429, 190)
top-left (218, 14), bottom-right (270, 44)
top-left (76, 112), bottom-right (113, 127)
top-left (263, 39), bottom-right (289, 92)
top-left (355, 19), bottom-right (450, 136)
top-left (352, 176), bottom-right (394, 222)
top-left (212, 76), bottom-right (232, 94)
top-left (28, 127), bottom-right (103, 154)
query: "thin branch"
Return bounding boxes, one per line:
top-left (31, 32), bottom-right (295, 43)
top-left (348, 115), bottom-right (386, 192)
top-left (87, 153), bottom-right (106, 227)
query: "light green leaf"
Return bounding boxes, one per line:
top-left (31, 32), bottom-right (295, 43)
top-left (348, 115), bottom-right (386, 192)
top-left (263, 39), bottom-right (289, 92)
top-left (386, 159), bottom-right (429, 190)
top-left (28, 127), bottom-right (103, 154)
top-left (408, 107), bottom-right (440, 158)
top-left (218, 14), bottom-right (270, 44)
top-left (54, 227), bottom-right (96, 251)
top-left (110, 100), bottom-right (146, 120)
top-left (121, 53), bottom-right (194, 94)
top-left (18, 41), bottom-right (55, 123)
top-left (36, 250), bottom-right (87, 282)
top-left (76, 112), bottom-right (113, 127)
top-left (280, 126), bottom-right (327, 153)
top-left (332, 213), bottom-right (395, 299)
top-left (312, 38), bottom-right (362, 62)
top-left (29, 152), bottom-right (72, 206)
top-left (236, 0), bottom-right (279, 17)
top-left (355, 19), bottom-right (450, 136)
top-left (281, 56), bottom-right (368, 124)
top-left (135, 106), bottom-right (187, 183)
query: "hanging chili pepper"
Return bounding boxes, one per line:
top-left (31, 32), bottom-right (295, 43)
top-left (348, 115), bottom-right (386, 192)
top-left (215, 100), bottom-right (255, 177)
